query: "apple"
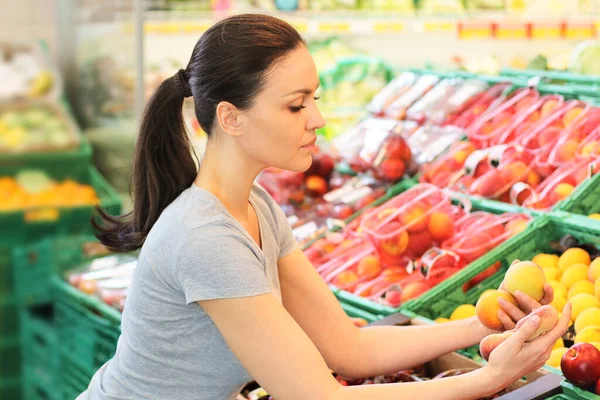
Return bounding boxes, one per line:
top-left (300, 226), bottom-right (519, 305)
top-left (305, 175), bottom-right (328, 197)
top-left (332, 204), bottom-right (354, 220)
top-left (596, 378), bottom-right (600, 395)
top-left (379, 159), bottom-right (406, 182)
top-left (561, 343), bottom-right (600, 388)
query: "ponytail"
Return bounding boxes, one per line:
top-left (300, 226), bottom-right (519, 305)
top-left (94, 70), bottom-right (198, 252)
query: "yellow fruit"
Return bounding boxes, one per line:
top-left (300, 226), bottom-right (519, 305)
top-left (548, 280), bottom-right (568, 299)
top-left (560, 264), bottom-right (590, 289)
top-left (589, 214), bottom-right (600, 221)
top-left (571, 293), bottom-right (600, 321)
top-left (551, 296), bottom-right (567, 313)
top-left (450, 304), bottom-right (477, 321)
top-left (558, 248), bottom-right (591, 272)
top-left (553, 337), bottom-right (564, 350)
top-left (591, 342), bottom-right (600, 350)
top-left (574, 307), bottom-right (600, 334)
top-left (589, 258), bottom-right (600, 282)
top-left (544, 268), bottom-right (560, 282)
top-left (546, 347), bottom-right (568, 368)
top-left (569, 280), bottom-right (595, 299)
top-left (533, 253), bottom-right (559, 269)
top-left (575, 325), bottom-right (600, 343)
top-left (435, 318), bottom-right (450, 323)
top-left (504, 261), bottom-right (546, 301)
top-left (596, 278), bottom-right (600, 299)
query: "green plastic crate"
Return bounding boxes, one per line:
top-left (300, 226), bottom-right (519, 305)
top-left (13, 235), bottom-right (110, 307)
top-left (53, 278), bottom-right (120, 373)
top-left (0, 336), bottom-right (21, 379)
top-left (0, 166), bottom-right (121, 298)
top-left (0, 377), bottom-right (21, 400)
top-left (402, 214), bottom-right (599, 319)
top-left (59, 350), bottom-right (95, 399)
top-left (561, 380), bottom-right (600, 400)
top-left (0, 296), bottom-right (18, 338)
top-left (20, 306), bottom-right (59, 378)
top-left (333, 197), bottom-right (536, 315)
top-left (559, 172), bottom-right (600, 216)
top-left (23, 364), bottom-right (60, 400)
top-left (0, 136), bottom-right (93, 179)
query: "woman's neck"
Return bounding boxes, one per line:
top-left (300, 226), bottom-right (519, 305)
top-left (194, 139), bottom-right (263, 221)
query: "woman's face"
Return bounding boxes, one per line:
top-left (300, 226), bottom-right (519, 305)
top-left (237, 45), bottom-right (326, 173)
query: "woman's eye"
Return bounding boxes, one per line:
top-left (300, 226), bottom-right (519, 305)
top-left (314, 96), bottom-right (320, 101)
top-left (289, 105), bottom-right (306, 113)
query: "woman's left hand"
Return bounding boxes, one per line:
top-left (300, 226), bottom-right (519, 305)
top-left (495, 283), bottom-right (555, 331)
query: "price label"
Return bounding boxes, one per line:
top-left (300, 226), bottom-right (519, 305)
top-left (422, 21), bottom-right (455, 33)
top-left (292, 22), bottom-right (309, 33)
top-left (318, 22), bottom-right (351, 34)
top-left (531, 23), bottom-right (562, 39)
top-left (564, 23), bottom-right (595, 40)
top-left (458, 22), bottom-right (492, 40)
top-left (373, 22), bottom-right (405, 33)
top-left (495, 23), bottom-right (528, 39)
top-left (182, 23), bottom-right (212, 33)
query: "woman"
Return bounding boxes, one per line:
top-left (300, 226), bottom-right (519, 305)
top-left (84, 13), bottom-right (571, 400)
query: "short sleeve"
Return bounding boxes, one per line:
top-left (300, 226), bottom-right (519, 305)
top-left (175, 224), bottom-right (272, 304)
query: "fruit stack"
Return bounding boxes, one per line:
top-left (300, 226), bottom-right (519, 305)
top-left (303, 183), bottom-right (531, 310)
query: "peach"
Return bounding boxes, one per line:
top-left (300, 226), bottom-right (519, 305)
top-left (334, 270), bottom-right (358, 288)
top-left (505, 218), bottom-right (528, 238)
top-left (476, 290), bottom-right (519, 331)
top-left (556, 140), bottom-right (579, 162)
top-left (504, 260), bottom-right (546, 302)
top-left (401, 281), bottom-right (429, 303)
top-left (541, 99), bottom-right (560, 118)
top-left (357, 255), bottom-right (382, 280)
top-left (380, 266), bottom-right (408, 282)
top-left (428, 211), bottom-right (455, 242)
top-left (380, 227), bottom-right (409, 256)
top-left (563, 107), bottom-right (585, 127)
top-left (550, 183), bottom-right (575, 204)
top-left (515, 305), bottom-right (559, 340)
top-left (406, 230), bottom-right (434, 257)
top-left (305, 175), bottom-right (328, 197)
top-left (400, 204), bottom-right (429, 233)
top-left (581, 141), bottom-right (600, 157)
top-left (480, 331), bottom-right (515, 361)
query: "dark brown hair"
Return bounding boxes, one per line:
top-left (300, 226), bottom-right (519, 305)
top-left (94, 14), bottom-right (305, 252)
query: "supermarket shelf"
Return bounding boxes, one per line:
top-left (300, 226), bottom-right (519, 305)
top-left (123, 12), bottom-right (600, 39)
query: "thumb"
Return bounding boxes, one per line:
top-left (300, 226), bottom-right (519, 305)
top-left (508, 315), bottom-right (540, 346)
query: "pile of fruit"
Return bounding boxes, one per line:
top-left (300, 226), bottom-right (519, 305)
top-left (0, 103), bottom-right (78, 153)
top-left (0, 170), bottom-right (98, 211)
top-left (437, 241), bottom-right (600, 396)
top-left (0, 43), bottom-right (57, 100)
top-left (303, 183), bottom-right (531, 308)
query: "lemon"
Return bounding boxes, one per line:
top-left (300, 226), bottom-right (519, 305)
top-left (574, 307), bottom-right (600, 334)
top-left (575, 325), bottom-right (600, 343)
top-left (553, 337), bottom-right (564, 350)
top-left (558, 248), bottom-right (591, 272)
top-left (568, 280), bottom-right (595, 300)
top-left (551, 295), bottom-right (567, 313)
top-left (595, 277), bottom-right (600, 299)
top-left (561, 264), bottom-right (589, 289)
top-left (450, 304), bottom-right (476, 321)
top-left (571, 293), bottom-right (600, 321)
top-left (434, 317), bottom-right (450, 323)
top-left (589, 258), bottom-right (600, 282)
top-left (546, 347), bottom-right (568, 368)
top-left (533, 253), bottom-right (559, 269)
top-left (544, 268), bottom-right (560, 282)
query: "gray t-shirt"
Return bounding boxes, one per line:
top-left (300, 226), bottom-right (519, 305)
top-left (87, 183), bottom-right (297, 399)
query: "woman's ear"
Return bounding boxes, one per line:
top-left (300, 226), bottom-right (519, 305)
top-left (215, 101), bottom-right (244, 137)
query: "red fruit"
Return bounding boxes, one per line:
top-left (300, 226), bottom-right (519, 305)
top-left (305, 175), bottom-right (328, 197)
top-left (288, 189), bottom-right (305, 206)
top-left (303, 247), bottom-right (323, 265)
top-left (406, 230), bottom-right (434, 257)
top-left (349, 155), bottom-right (370, 173)
top-left (379, 159), bottom-right (406, 182)
top-left (317, 154), bottom-right (335, 179)
top-left (333, 204), bottom-right (354, 220)
top-left (596, 378), bottom-right (600, 395)
top-left (561, 343), bottom-right (600, 388)
top-left (353, 193), bottom-right (378, 211)
top-left (381, 266), bottom-right (408, 282)
top-left (401, 281), bottom-right (429, 303)
top-left (385, 290), bottom-right (402, 307)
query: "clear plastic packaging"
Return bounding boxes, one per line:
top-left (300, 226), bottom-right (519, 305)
top-left (368, 72), bottom-right (419, 116)
top-left (447, 83), bottom-right (511, 128)
top-left (383, 74), bottom-right (441, 120)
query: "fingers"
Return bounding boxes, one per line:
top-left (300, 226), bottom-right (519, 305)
top-left (514, 291), bottom-right (543, 314)
top-left (498, 281), bottom-right (506, 291)
top-left (539, 284), bottom-right (554, 306)
top-left (506, 315), bottom-right (541, 349)
top-left (497, 309), bottom-right (516, 330)
top-left (499, 297), bottom-right (528, 322)
top-left (532, 303), bottom-right (573, 350)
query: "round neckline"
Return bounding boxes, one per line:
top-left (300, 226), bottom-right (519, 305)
top-left (190, 184), bottom-right (265, 257)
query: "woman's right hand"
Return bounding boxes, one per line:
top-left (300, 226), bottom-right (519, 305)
top-left (483, 303), bottom-right (572, 389)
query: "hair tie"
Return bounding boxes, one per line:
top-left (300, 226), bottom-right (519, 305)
top-left (173, 69), bottom-right (193, 98)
